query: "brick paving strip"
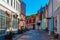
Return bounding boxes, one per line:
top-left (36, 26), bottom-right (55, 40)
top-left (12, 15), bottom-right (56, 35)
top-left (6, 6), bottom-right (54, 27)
top-left (13, 34), bottom-right (23, 40)
top-left (13, 31), bottom-right (29, 40)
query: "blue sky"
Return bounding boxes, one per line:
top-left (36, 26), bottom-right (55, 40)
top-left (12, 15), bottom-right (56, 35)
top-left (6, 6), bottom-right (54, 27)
top-left (22, 0), bottom-right (49, 16)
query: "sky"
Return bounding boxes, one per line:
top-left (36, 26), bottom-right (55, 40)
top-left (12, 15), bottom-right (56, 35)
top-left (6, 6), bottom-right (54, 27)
top-left (22, 0), bottom-right (49, 16)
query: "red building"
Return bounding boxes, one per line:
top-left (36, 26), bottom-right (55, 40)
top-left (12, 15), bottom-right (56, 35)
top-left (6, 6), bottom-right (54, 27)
top-left (26, 17), bottom-right (36, 30)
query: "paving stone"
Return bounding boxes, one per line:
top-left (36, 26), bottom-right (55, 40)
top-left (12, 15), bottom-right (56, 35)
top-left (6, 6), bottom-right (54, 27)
top-left (13, 30), bottom-right (59, 40)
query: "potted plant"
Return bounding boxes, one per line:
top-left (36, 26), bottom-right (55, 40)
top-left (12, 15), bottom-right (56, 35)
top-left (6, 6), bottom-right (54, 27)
top-left (54, 33), bottom-right (59, 39)
top-left (5, 31), bottom-right (14, 40)
top-left (53, 27), bottom-right (58, 39)
top-left (44, 27), bottom-right (48, 32)
top-left (18, 29), bottom-right (23, 34)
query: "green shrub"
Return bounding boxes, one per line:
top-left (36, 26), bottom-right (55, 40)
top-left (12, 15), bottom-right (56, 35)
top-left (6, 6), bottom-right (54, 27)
top-left (18, 29), bottom-right (23, 34)
top-left (44, 27), bottom-right (48, 31)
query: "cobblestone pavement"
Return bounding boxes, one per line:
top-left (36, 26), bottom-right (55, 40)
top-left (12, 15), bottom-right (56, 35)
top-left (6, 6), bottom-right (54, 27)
top-left (13, 30), bottom-right (59, 40)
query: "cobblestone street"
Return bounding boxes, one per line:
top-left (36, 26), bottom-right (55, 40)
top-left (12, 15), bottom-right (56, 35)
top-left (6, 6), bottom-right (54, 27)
top-left (13, 30), bottom-right (56, 40)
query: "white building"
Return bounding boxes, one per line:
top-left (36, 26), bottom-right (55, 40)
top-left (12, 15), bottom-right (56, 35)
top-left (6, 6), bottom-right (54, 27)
top-left (48, 0), bottom-right (60, 35)
top-left (0, 0), bottom-right (21, 34)
top-left (53, 0), bottom-right (60, 34)
top-left (35, 13), bottom-right (42, 30)
top-left (47, 0), bottom-right (54, 34)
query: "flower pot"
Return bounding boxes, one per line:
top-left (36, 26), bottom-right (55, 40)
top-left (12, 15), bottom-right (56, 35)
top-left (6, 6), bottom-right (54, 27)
top-left (5, 31), bottom-right (14, 40)
top-left (54, 34), bottom-right (59, 39)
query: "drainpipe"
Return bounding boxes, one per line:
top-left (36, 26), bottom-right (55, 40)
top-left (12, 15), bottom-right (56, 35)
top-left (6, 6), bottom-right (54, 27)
top-left (52, 0), bottom-right (54, 34)
top-left (52, 0), bottom-right (59, 39)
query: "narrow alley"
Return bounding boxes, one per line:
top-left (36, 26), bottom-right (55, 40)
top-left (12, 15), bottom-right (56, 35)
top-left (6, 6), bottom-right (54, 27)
top-left (13, 30), bottom-right (54, 40)
top-left (0, 0), bottom-right (60, 40)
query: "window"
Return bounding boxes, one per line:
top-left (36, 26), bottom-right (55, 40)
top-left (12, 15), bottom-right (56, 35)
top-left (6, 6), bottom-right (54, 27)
top-left (3, 0), bottom-right (5, 1)
top-left (18, 4), bottom-right (20, 11)
top-left (12, 19), bottom-right (18, 29)
top-left (0, 18), bottom-right (1, 25)
top-left (14, 0), bottom-right (15, 8)
top-left (11, 0), bottom-right (13, 6)
top-left (16, 1), bottom-right (19, 11)
top-left (16, 1), bottom-right (20, 11)
top-left (16, 1), bottom-right (18, 10)
top-left (0, 10), bottom-right (6, 34)
top-left (7, 0), bottom-right (9, 4)
top-left (6, 17), bottom-right (10, 29)
top-left (1, 16), bottom-right (6, 29)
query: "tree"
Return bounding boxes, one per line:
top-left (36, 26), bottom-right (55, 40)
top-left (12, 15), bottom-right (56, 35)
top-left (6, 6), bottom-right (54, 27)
top-left (27, 14), bottom-right (36, 18)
